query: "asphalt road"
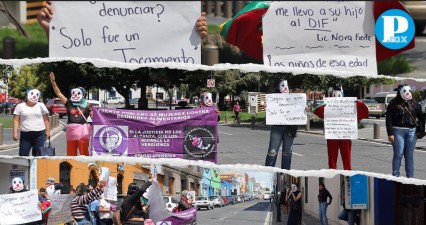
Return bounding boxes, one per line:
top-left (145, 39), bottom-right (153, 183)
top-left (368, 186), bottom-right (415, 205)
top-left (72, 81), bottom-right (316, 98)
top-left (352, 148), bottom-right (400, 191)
top-left (197, 199), bottom-right (271, 225)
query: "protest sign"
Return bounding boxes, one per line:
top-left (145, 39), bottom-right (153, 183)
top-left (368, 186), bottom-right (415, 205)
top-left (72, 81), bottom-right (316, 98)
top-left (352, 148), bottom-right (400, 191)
top-left (47, 194), bottom-right (75, 225)
top-left (265, 93), bottom-right (307, 125)
top-left (103, 176), bottom-right (118, 201)
top-left (0, 190), bottom-right (42, 225)
top-left (91, 107), bottom-right (218, 162)
top-left (157, 207), bottom-right (197, 225)
top-left (324, 97), bottom-right (358, 139)
top-left (50, 1), bottom-right (201, 64)
top-left (263, 2), bottom-right (377, 75)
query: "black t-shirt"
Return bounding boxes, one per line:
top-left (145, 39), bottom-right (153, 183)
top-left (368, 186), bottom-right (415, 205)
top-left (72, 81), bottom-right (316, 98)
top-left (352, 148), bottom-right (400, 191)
top-left (318, 189), bottom-right (332, 203)
top-left (66, 100), bottom-right (91, 124)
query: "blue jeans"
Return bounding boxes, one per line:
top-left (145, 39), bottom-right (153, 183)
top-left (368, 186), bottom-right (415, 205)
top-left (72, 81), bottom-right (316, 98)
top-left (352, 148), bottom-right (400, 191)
top-left (392, 127), bottom-right (416, 177)
top-left (319, 202), bottom-right (328, 225)
top-left (19, 130), bottom-right (46, 156)
top-left (75, 218), bottom-right (92, 225)
top-left (265, 125), bottom-right (295, 169)
top-left (338, 209), bottom-right (360, 225)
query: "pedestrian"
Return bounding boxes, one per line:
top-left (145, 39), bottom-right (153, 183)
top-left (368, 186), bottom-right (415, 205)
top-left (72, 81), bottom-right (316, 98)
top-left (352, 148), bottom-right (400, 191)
top-left (12, 89), bottom-right (51, 156)
top-left (71, 181), bottom-right (104, 225)
top-left (121, 181), bottom-right (152, 224)
top-left (265, 80), bottom-right (306, 169)
top-left (233, 101), bottom-right (241, 123)
top-left (49, 72), bottom-right (92, 156)
top-left (286, 184), bottom-right (302, 225)
top-left (37, 1), bottom-right (208, 39)
top-left (313, 85), bottom-right (369, 170)
top-left (318, 183), bottom-right (332, 225)
top-left (386, 84), bottom-right (424, 178)
top-left (176, 190), bottom-right (193, 212)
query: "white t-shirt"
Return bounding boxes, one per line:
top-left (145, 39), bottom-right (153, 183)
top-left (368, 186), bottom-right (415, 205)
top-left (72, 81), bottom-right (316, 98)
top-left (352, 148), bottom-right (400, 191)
top-left (14, 102), bottom-right (49, 132)
top-left (99, 199), bottom-right (113, 219)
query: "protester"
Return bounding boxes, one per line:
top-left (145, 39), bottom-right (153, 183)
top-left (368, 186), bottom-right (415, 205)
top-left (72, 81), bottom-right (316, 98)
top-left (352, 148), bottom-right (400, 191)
top-left (318, 183), bottom-right (333, 225)
top-left (265, 80), bottom-right (306, 169)
top-left (199, 92), bottom-right (221, 121)
top-left (121, 181), bottom-right (152, 224)
top-left (50, 72), bottom-right (92, 156)
top-left (9, 177), bottom-right (43, 225)
top-left (37, 1), bottom-right (208, 39)
top-left (71, 181), bottom-right (104, 225)
top-left (12, 89), bottom-right (50, 156)
top-left (313, 85), bottom-right (369, 170)
top-left (38, 187), bottom-right (49, 203)
top-left (386, 84), bottom-right (424, 178)
top-left (286, 184), bottom-right (302, 225)
top-left (97, 196), bottom-right (114, 225)
top-left (87, 184), bottom-right (101, 225)
top-left (177, 190), bottom-right (193, 212)
top-left (233, 101), bottom-right (241, 123)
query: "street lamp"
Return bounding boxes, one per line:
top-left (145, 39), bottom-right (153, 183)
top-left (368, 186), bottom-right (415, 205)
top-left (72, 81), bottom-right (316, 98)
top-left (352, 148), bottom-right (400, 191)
top-left (153, 84), bottom-right (158, 109)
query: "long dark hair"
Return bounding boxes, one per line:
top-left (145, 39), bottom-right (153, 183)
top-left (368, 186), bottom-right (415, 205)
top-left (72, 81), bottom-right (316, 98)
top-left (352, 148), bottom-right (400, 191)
top-left (76, 183), bottom-right (89, 196)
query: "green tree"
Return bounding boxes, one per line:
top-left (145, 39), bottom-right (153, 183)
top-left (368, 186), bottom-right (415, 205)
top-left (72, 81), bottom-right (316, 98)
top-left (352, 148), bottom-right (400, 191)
top-left (8, 65), bottom-right (46, 99)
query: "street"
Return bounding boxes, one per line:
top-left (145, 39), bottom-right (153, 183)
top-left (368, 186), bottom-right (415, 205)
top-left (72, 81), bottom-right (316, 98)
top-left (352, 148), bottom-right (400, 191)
top-left (196, 199), bottom-right (272, 225)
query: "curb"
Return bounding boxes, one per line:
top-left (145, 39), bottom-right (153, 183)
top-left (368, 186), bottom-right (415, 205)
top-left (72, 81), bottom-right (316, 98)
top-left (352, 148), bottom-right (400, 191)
top-left (0, 124), bottom-right (66, 151)
top-left (221, 123), bottom-right (426, 151)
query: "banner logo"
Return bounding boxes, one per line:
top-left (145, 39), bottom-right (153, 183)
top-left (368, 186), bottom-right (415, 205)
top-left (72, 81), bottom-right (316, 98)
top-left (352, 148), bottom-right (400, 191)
top-left (375, 9), bottom-right (415, 50)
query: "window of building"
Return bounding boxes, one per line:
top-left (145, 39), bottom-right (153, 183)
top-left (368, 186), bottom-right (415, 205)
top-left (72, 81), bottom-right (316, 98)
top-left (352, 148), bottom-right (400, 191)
top-left (59, 162), bottom-right (71, 194)
top-left (88, 169), bottom-right (99, 188)
top-left (108, 90), bottom-right (116, 98)
top-left (117, 174), bottom-right (123, 195)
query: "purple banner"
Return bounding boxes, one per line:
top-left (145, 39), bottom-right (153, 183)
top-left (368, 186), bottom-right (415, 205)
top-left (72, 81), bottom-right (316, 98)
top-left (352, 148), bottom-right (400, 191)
top-left (91, 107), bottom-right (218, 162)
top-left (157, 207), bottom-right (197, 225)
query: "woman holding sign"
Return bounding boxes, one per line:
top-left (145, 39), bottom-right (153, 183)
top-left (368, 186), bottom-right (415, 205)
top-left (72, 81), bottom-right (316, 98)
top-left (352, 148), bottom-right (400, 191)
top-left (386, 84), bottom-right (425, 178)
top-left (71, 181), bottom-right (104, 225)
top-left (50, 72), bottom-right (92, 156)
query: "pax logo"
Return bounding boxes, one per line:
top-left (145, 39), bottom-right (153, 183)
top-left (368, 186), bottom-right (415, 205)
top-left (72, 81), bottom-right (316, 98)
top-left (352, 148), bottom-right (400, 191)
top-left (375, 9), bottom-right (415, 50)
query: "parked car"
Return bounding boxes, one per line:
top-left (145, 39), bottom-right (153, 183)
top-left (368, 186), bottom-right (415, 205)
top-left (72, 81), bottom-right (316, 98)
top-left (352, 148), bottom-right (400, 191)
top-left (403, 1), bottom-right (426, 35)
top-left (45, 98), bottom-right (67, 118)
top-left (225, 196), bottom-right (236, 205)
top-left (221, 196), bottom-right (229, 206)
top-left (163, 195), bottom-right (179, 212)
top-left (192, 196), bottom-right (214, 210)
top-left (235, 195), bottom-right (242, 203)
top-left (129, 98), bottom-right (139, 106)
top-left (105, 97), bottom-right (123, 104)
top-left (263, 192), bottom-right (271, 200)
top-left (361, 99), bottom-right (382, 119)
top-left (0, 102), bottom-right (18, 114)
top-left (209, 195), bottom-right (224, 208)
top-left (372, 91), bottom-right (397, 116)
top-left (87, 99), bottom-right (103, 108)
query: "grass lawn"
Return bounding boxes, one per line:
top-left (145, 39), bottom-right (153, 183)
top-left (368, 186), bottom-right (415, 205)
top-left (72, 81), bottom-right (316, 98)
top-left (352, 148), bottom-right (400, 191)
top-left (0, 23), bottom-right (48, 58)
top-left (0, 116), bottom-right (13, 128)
top-left (220, 111), bottom-right (266, 123)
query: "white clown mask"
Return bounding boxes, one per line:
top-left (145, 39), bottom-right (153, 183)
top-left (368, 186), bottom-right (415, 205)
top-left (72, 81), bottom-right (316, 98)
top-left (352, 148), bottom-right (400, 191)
top-left (279, 80), bottom-right (289, 93)
top-left (400, 85), bottom-right (412, 101)
top-left (27, 89), bottom-right (40, 103)
top-left (332, 90), bottom-right (343, 97)
top-left (70, 88), bottom-right (84, 102)
top-left (202, 92), bottom-right (214, 107)
top-left (291, 184), bottom-right (298, 193)
top-left (12, 177), bottom-right (24, 192)
top-left (46, 184), bottom-right (61, 196)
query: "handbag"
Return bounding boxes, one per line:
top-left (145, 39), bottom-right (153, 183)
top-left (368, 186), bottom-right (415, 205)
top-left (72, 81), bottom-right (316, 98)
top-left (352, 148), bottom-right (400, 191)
top-left (403, 105), bottom-right (426, 139)
top-left (112, 206), bottom-right (135, 225)
top-left (38, 138), bottom-right (56, 156)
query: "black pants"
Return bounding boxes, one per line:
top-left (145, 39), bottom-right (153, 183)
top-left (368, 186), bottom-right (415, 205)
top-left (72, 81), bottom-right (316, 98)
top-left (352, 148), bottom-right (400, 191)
top-left (99, 218), bottom-right (114, 225)
top-left (19, 130), bottom-right (46, 156)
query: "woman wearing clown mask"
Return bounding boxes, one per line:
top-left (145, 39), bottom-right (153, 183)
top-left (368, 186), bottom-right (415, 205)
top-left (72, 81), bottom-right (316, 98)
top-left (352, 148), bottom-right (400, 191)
top-left (13, 89), bottom-right (51, 156)
top-left (386, 84), bottom-right (425, 178)
top-left (50, 72), bottom-right (92, 156)
top-left (265, 80), bottom-right (300, 170)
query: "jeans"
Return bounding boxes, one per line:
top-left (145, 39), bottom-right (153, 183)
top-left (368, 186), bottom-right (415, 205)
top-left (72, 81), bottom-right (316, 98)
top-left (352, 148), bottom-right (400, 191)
top-left (265, 125), bottom-right (295, 169)
top-left (338, 209), bottom-right (360, 225)
top-left (392, 127), bottom-right (416, 177)
top-left (319, 202), bottom-right (328, 225)
top-left (75, 218), bottom-right (92, 225)
top-left (19, 130), bottom-right (46, 156)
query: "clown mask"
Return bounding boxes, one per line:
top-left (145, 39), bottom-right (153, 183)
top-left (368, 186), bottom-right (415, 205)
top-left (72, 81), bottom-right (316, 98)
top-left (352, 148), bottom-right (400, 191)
top-left (332, 90), bottom-right (343, 97)
top-left (12, 177), bottom-right (24, 192)
top-left (70, 88), bottom-right (84, 102)
top-left (400, 85), bottom-right (412, 101)
top-left (27, 89), bottom-right (40, 103)
top-left (202, 92), bottom-right (214, 107)
top-left (279, 80), bottom-right (289, 93)
top-left (291, 184), bottom-right (298, 193)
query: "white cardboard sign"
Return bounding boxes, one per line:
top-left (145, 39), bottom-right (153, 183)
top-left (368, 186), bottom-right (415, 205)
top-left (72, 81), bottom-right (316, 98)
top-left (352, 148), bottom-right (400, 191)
top-left (324, 97), bottom-right (358, 139)
top-left (103, 176), bottom-right (118, 201)
top-left (266, 93), bottom-right (307, 125)
top-left (50, 1), bottom-right (202, 64)
top-left (0, 190), bottom-right (42, 225)
top-left (263, 1), bottom-right (377, 75)
top-left (47, 194), bottom-right (75, 225)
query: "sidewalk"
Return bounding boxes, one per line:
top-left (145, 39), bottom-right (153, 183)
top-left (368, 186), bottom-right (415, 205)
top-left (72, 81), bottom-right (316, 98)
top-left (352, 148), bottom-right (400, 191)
top-left (223, 122), bottom-right (426, 151)
top-left (267, 201), bottom-right (320, 225)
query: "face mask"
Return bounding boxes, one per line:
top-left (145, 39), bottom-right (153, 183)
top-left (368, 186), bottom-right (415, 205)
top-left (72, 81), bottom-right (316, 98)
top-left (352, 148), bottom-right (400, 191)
top-left (202, 93), bottom-right (214, 107)
top-left (279, 80), bottom-right (289, 93)
top-left (400, 86), bottom-right (412, 101)
top-left (291, 184), bottom-right (298, 192)
top-left (332, 90), bottom-right (343, 97)
top-left (27, 89), bottom-right (40, 103)
top-left (12, 177), bottom-right (24, 192)
top-left (70, 88), bottom-right (84, 102)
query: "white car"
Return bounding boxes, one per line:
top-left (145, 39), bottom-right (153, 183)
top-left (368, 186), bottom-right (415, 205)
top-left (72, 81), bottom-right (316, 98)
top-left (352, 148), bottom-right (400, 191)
top-left (192, 196), bottom-right (214, 210)
top-left (163, 196), bottom-right (179, 212)
top-left (106, 97), bottom-right (123, 104)
top-left (86, 99), bottom-right (103, 123)
top-left (209, 195), bottom-right (224, 208)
